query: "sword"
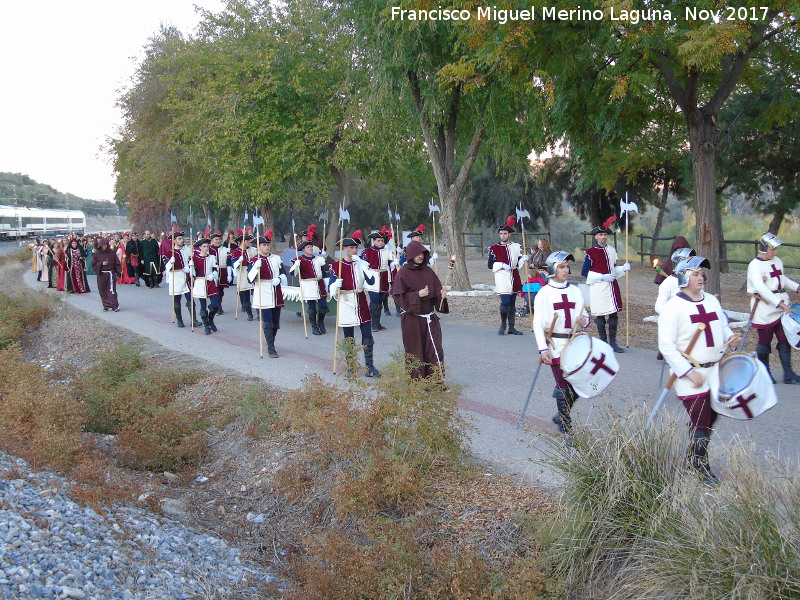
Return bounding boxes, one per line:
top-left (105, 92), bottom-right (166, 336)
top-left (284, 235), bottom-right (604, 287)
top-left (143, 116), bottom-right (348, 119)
top-left (517, 314), bottom-right (558, 428)
top-left (646, 323), bottom-right (706, 431)
top-left (738, 295), bottom-right (761, 352)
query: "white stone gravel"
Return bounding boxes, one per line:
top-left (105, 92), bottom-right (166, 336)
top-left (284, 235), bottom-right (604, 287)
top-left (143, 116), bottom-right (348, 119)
top-left (0, 452), bottom-right (276, 600)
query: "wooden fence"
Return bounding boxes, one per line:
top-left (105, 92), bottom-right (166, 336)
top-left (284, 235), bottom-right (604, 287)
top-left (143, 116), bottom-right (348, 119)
top-left (461, 231), bottom-right (551, 256)
top-left (637, 234), bottom-right (800, 271)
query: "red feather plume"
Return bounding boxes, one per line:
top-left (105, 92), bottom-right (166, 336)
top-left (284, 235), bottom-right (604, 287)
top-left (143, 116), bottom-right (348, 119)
top-left (380, 225), bottom-right (389, 235)
top-left (237, 229), bottom-right (243, 236)
top-left (602, 216), bottom-right (617, 228)
top-left (265, 229), bottom-right (273, 242)
top-left (352, 229), bottom-right (362, 240)
top-left (245, 227), bottom-right (253, 234)
top-left (386, 230), bottom-right (392, 239)
top-left (506, 216), bottom-right (516, 228)
top-left (417, 224), bottom-right (426, 232)
top-left (307, 224), bottom-right (317, 234)
top-left (204, 228), bottom-right (211, 238)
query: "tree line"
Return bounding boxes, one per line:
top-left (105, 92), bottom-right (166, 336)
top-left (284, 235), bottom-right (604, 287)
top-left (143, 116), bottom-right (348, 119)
top-left (0, 173), bottom-right (122, 216)
top-left (109, 0), bottom-right (799, 293)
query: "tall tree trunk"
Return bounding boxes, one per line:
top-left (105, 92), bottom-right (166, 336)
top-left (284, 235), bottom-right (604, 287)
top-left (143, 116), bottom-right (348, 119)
top-left (768, 209), bottom-right (786, 235)
top-left (650, 174), bottom-right (670, 260)
top-left (328, 165), bottom-right (349, 256)
top-left (688, 110), bottom-right (723, 296)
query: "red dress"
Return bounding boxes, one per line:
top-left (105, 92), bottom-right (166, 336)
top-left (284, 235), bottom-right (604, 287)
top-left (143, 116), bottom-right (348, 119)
top-left (117, 244), bottom-right (136, 284)
top-left (55, 249), bottom-right (68, 291)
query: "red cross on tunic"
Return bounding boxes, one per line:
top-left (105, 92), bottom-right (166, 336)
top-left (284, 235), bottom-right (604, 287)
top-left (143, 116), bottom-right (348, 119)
top-left (690, 305), bottom-right (719, 347)
top-left (730, 393), bottom-right (756, 419)
top-left (769, 264), bottom-right (783, 281)
top-left (590, 352), bottom-right (617, 376)
top-left (553, 294), bottom-right (576, 328)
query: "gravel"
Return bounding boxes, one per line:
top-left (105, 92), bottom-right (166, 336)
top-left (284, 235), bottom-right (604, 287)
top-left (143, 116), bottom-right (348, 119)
top-left (0, 452), bottom-right (276, 600)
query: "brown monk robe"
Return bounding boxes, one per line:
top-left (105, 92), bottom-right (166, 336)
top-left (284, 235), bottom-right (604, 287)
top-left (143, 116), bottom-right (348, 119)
top-left (91, 238), bottom-right (123, 311)
top-left (392, 240), bottom-right (449, 379)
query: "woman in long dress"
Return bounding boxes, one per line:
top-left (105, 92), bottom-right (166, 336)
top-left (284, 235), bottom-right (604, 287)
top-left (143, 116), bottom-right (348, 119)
top-left (85, 237), bottom-right (95, 275)
top-left (53, 242), bottom-right (68, 291)
top-left (65, 238), bottom-right (91, 293)
top-left (117, 235), bottom-right (136, 284)
top-left (39, 242), bottom-right (51, 286)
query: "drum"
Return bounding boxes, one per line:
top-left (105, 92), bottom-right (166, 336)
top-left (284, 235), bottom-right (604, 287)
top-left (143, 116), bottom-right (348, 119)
top-left (712, 352), bottom-right (777, 420)
top-left (561, 334), bottom-right (619, 399)
top-left (780, 303), bottom-right (800, 349)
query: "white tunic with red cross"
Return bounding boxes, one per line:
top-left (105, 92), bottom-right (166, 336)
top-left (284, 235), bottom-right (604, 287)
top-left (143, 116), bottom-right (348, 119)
top-left (532, 280), bottom-right (590, 359)
top-left (747, 256), bottom-right (800, 328)
top-left (658, 291), bottom-right (734, 398)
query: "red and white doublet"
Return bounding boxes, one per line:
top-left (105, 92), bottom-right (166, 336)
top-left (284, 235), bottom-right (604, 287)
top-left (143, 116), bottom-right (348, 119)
top-left (533, 280), bottom-right (590, 359)
top-left (290, 253), bottom-right (327, 300)
top-left (361, 245), bottom-right (393, 293)
top-left (747, 256), bottom-right (799, 328)
top-left (247, 254), bottom-right (285, 309)
top-left (658, 291), bottom-right (734, 399)
top-left (192, 254), bottom-right (219, 299)
top-left (654, 274), bottom-right (680, 315)
top-left (230, 246), bottom-right (257, 291)
top-left (209, 244), bottom-right (231, 288)
top-left (164, 245), bottom-right (192, 296)
top-left (583, 244), bottom-right (626, 316)
top-left (331, 259), bottom-right (371, 327)
top-left (488, 242), bottom-right (524, 295)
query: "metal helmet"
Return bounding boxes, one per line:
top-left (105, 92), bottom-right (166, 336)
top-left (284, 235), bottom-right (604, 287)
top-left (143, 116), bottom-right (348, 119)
top-left (759, 232), bottom-right (782, 252)
top-left (670, 247), bottom-right (695, 263)
top-left (545, 251), bottom-right (575, 278)
top-left (674, 256), bottom-right (711, 288)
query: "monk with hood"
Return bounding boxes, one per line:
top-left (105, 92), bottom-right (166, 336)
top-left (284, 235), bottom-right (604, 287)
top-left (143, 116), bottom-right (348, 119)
top-left (91, 238), bottom-right (122, 311)
top-left (392, 240), bottom-right (449, 379)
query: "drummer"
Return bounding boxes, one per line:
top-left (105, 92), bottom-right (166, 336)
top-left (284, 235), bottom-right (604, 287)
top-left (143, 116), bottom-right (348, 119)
top-left (747, 232), bottom-right (800, 384)
top-left (659, 256), bottom-right (742, 485)
top-left (533, 251), bottom-right (590, 437)
top-left (654, 247), bottom-right (695, 315)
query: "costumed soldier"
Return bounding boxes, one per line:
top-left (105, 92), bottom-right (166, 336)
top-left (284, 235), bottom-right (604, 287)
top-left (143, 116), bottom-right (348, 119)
top-left (140, 230), bottom-right (162, 288)
top-left (209, 232), bottom-right (232, 315)
top-left (654, 247), bottom-right (696, 315)
top-left (289, 240), bottom-right (329, 335)
top-left (163, 231), bottom-right (202, 329)
top-left (329, 231), bottom-right (380, 377)
top-left (398, 225), bottom-right (438, 267)
top-left (582, 222), bottom-right (630, 352)
top-left (247, 231), bottom-right (287, 358)
top-left (488, 216), bottom-right (528, 335)
top-left (361, 227), bottom-right (393, 332)
top-left (533, 251), bottom-right (590, 436)
top-left (230, 231), bottom-right (256, 320)
top-left (392, 239), bottom-right (449, 379)
top-left (299, 225), bottom-right (323, 254)
top-left (747, 232), bottom-right (800, 384)
top-left (192, 238), bottom-right (221, 335)
top-left (659, 256), bottom-right (742, 485)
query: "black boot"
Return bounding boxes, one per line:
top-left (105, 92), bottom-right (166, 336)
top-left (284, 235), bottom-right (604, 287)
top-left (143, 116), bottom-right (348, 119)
top-left (264, 325), bottom-right (279, 358)
top-left (689, 430), bottom-right (717, 486)
top-left (208, 308), bottom-right (218, 332)
top-left (363, 340), bottom-right (380, 377)
top-left (595, 315), bottom-right (607, 343)
top-left (308, 306), bottom-right (322, 335)
top-left (554, 388), bottom-right (572, 435)
top-left (371, 302), bottom-right (386, 331)
top-left (201, 311), bottom-right (212, 335)
top-left (317, 307), bottom-right (328, 334)
top-left (756, 344), bottom-right (776, 384)
top-left (174, 298), bottom-right (184, 328)
top-left (777, 342), bottom-right (800, 384)
top-left (507, 309), bottom-right (524, 335)
top-left (187, 299), bottom-right (202, 328)
top-left (608, 314), bottom-right (625, 353)
top-left (498, 305), bottom-right (509, 335)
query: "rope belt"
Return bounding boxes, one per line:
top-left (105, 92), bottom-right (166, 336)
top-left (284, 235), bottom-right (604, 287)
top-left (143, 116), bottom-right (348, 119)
top-left (101, 270), bottom-right (116, 294)
top-left (415, 310), bottom-right (444, 378)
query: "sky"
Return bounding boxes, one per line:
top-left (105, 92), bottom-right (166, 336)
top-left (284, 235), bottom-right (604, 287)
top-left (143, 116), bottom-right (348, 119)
top-left (1, 1), bottom-right (225, 202)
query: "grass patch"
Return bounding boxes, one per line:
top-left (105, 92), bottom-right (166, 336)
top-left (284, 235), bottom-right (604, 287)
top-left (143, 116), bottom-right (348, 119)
top-left (544, 410), bottom-right (800, 599)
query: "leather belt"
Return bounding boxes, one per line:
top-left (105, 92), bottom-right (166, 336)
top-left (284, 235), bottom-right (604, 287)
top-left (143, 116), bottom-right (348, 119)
top-left (696, 362), bottom-right (716, 369)
top-left (550, 332), bottom-right (571, 339)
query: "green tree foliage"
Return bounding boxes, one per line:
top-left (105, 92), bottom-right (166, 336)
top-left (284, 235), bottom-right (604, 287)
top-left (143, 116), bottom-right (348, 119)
top-left (0, 172), bottom-right (119, 215)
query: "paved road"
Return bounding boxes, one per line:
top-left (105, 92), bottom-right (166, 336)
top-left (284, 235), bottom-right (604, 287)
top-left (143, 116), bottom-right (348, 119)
top-left (27, 271), bottom-right (800, 490)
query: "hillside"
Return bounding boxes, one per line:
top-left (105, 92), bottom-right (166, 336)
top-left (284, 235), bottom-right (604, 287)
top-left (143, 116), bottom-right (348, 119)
top-left (0, 172), bottom-right (122, 216)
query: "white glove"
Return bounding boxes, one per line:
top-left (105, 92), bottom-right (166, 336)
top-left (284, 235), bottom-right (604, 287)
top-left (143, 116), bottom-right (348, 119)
top-left (289, 261), bottom-right (300, 274)
top-left (233, 258), bottom-right (242, 271)
top-left (166, 257), bottom-right (175, 269)
top-left (279, 273), bottom-right (287, 287)
top-left (183, 264), bottom-right (192, 274)
top-left (227, 266), bottom-right (233, 281)
top-left (271, 277), bottom-right (281, 287)
top-left (329, 279), bottom-right (342, 298)
top-left (390, 260), bottom-right (400, 269)
top-left (253, 258), bottom-right (262, 269)
top-left (601, 274), bottom-right (615, 282)
top-left (211, 270), bottom-right (219, 283)
top-left (431, 252), bottom-right (439, 261)
top-left (621, 263), bottom-right (631, 272)
top-left (520, 254), bottom-right (529, 263)
top-left (502, 263), bottom-right (512, 271)
top-left (355, 257), bottom-right (370, 269)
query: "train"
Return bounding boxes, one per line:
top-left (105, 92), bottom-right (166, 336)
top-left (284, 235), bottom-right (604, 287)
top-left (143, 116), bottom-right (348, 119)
top-left (0, 206), bottom-right (86, 238)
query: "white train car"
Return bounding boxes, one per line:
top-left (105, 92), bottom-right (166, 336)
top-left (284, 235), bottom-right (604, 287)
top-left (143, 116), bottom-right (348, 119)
top-left (0, 206), bottom-right (86, 238)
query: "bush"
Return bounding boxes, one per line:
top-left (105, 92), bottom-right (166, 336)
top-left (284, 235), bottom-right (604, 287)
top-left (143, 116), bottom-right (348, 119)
top-left (0, 290), bottom-right (53, 349)
top-left (544, 410), bottom-right (800, 599)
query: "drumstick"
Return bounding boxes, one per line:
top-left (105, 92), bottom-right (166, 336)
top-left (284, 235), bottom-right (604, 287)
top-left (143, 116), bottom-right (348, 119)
top-left (738, 295), bottom-right (761, 352)
top-left (545, 314), bottom-right (558, 349)
top-left (646, 323), bottom-right (706, 431)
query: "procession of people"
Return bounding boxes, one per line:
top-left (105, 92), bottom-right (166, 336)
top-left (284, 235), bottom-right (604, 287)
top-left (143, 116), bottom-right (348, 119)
top-left (29, 219), bottom-right (795, 484)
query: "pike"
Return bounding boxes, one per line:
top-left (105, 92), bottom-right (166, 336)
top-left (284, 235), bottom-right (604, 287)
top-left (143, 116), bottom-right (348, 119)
top-left (620, 194), bottom-right (639, 349)
top-left (646, 323), bottom-right (705, 431)
top-left (516, 203), bottom-right (533, 331)
top-left (291, 211), bottom-right (308, 339)
top-left (429, 200), bottom-right (440, 275)
top-left (332, 201), bottom-right (350, 373)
